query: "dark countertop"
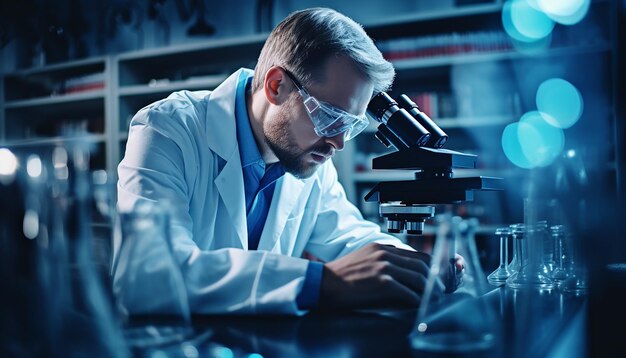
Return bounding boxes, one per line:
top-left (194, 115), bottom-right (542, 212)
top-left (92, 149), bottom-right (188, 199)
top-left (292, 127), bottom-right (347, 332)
top-left (127, 287), bottom-right (586, 357)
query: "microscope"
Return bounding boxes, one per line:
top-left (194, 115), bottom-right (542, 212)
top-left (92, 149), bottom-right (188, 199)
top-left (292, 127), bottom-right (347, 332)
top-left (364, 92), bottom-right (503, 235)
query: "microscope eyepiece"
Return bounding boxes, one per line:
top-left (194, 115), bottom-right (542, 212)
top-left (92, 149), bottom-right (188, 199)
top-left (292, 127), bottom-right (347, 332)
top-left (397, 94), bottom-right (448, 148)
top-left (367, 92), bottom-right (431, 149)
top-left (367, 92), bottom-right (397, 121)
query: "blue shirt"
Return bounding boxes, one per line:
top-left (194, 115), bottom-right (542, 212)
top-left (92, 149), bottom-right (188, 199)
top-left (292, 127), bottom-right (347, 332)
top-left (234, 70), bottom-right (322, 309)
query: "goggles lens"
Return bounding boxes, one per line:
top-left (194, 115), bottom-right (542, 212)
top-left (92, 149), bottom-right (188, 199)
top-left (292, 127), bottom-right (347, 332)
top-left (283, 68), bottom-right (369, 141)
top-left (303, 96), bottom-right (369, 140)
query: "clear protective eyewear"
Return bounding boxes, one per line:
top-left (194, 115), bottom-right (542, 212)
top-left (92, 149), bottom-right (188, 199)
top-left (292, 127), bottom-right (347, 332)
top-left (282, 68), bottom-right (369, 141)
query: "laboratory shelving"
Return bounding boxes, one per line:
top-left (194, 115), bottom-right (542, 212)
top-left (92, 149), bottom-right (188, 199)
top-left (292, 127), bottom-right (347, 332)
top-left (0, 0), bottom-right (618, 234)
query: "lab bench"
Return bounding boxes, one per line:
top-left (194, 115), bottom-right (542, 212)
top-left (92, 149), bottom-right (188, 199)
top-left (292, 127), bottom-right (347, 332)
top-left (126, 287), bottom-right (586, 357)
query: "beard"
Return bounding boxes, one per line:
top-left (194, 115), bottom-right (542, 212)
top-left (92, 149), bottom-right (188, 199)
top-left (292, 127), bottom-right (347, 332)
top-left (264, 96), bottom-right (333, 179)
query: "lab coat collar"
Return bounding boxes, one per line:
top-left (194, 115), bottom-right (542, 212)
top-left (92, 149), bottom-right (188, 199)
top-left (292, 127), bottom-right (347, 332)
top-left (207, 68), bottom-right (252, 249)
top-left (214, 149), bottom-right (248, 249)
top-left (204, 68), bottom-right (252, 161)
top-left (208, 68), bottom-right (312, 251)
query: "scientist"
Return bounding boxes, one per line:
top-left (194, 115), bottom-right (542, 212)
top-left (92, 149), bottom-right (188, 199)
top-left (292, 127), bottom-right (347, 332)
top-left (115, 7), bottom-right (452, 315)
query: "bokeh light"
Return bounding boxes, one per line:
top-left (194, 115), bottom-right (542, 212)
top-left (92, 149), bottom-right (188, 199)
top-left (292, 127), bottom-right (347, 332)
top-left (23, 209), bottom-right (39, 239)
top-left (567, 149), bottom-right (576, 158)
top-left (502, 122), bottom-right (535, 169)
top-left (502, 0), bottom-right (533, 42)
top-left (538, 0), bottom-right (590, 25)
top-left (212, 347), bottom-right (234, 358)
top-left (27, 155), bottom-right (42, 178)
top-left (0, 148), bottom-right (19, 178)
top-left (519, 111), bottom-right (565, 167)
top-left (503, 0), bottom-right (555, 42)
top-left (502, 112), bottom-right (565, 169)
top-left (536, 78), bottom-right (583, 129)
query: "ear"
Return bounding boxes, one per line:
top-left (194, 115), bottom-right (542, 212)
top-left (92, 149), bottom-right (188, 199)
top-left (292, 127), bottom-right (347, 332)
top-left (263, 66), bottom-right (291, 106)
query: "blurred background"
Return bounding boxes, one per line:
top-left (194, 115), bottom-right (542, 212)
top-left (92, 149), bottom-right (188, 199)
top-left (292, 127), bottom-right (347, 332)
top-left (0, 0), bottom-right (625, 356)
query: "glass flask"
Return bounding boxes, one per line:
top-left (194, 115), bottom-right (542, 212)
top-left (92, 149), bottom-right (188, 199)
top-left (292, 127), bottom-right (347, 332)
top-left (550, 225), bottom-right (572, 287)
top-left (506, 224), bottom-right (527, 288)
top-left (507, 197), bottom-right (555, 290)
top-left (1, 150), bottom-right (52, 355)
top-left (538, 220), bottom-right (556, 273)
top-left (112, 202), bottom-right (193, 347)
top-left (561, 232), bottom-right (588, 294)
top-left (506, 223), bottom-right (523, 274)
top-left (5, 143), bottom-right (129, 356)
top-left (411, 215), bottom-right (499, 353)
top-left (506, 224), bottom-right (555, 290)
top-left (487, 227), bottom-right (512, 286)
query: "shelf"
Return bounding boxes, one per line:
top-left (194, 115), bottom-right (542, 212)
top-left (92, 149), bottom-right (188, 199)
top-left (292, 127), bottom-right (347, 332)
top-left (4, 90), bottom-right (105, 109)
top-left (9, 57), bottom-right (107, 76)
top-left (1, 134), bottom-right (106, 148)
top-left (117, 33), bottom-right (268, 61)
top-left (363, 3), bottom-right (502, 30)
top-left (119, 74), bottom-right (228, 96)
top-left (392, 44), bottom-right (612, 71)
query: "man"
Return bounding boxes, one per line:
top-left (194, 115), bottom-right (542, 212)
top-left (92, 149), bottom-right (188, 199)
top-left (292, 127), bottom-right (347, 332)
top-left (115, 8), bottom-right (443, 315)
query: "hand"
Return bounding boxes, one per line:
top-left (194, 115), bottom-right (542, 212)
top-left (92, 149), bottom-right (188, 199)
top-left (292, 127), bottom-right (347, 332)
top-left (319, 243), bottom-right (431, 310)
top-left (444, 253), bottom-right (466, 293)
top-left (454, 253), bottom-right (465, 272)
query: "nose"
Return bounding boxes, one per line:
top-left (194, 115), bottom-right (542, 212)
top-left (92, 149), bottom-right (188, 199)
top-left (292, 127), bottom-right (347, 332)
top-left (324, 132), bottom-right (345, 152)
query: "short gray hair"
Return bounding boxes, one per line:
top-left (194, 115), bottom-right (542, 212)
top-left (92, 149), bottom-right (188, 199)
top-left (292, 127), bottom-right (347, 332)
top-left (252, 8), bottom-right (395, 95)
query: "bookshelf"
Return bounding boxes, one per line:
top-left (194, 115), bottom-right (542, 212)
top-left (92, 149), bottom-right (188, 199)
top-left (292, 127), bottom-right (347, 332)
top-left (333, 0), bottom-right (617, 234)
top-left (0, 0), bottom-right (618, 234)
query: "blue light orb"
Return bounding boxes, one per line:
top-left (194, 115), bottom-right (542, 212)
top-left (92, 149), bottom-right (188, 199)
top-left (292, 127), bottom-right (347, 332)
top-left (538, 0), bottom-right (590, 25)
top-left (510, 0), bottom-right (555, 40)
top-left (519, 111), bottom-right (565, 167)
top-left (502, 0), bottom-right (535, 43)
top-left (536, 78), bottom-right (583, 129)
top-left (502, 122), bottom-right (535, 169)
top-left (213, 347), bottom-right (234, 358)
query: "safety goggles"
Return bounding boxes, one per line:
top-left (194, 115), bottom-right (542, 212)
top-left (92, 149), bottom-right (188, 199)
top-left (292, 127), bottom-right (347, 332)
top-left (282, 68), bottom-right (369, 141)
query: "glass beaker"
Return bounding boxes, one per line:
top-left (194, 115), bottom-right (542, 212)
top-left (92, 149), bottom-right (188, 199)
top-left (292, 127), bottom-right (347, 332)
top-left (506, 224), bottom-right (555, 290)
top-left (113, 203), bottom-right (191, 339)
top-left (19, 143), bottom-right (129, 356)
top-left (506, 224), bottom-right (527, 289)
top-left (507, 197), bottom-right (555, 290)
top-left (411, 216), bottom-right (499, 353)
top-left (487, 227), bottom-right (512, 286)
top-left (561, 232), bottom-right (588, 294)
top-left (507, 223), bottom-right (523, 274)
top-left (550, 225), bottom-right (572, 287)
top-left (538, 220), bottom-right (556, 273)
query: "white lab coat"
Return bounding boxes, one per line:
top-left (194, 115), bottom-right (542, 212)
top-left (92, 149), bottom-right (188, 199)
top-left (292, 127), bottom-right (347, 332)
top-left (114, 69), bottom-right (407, 315)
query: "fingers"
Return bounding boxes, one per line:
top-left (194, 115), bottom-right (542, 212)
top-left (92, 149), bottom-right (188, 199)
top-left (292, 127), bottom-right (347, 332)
top-left (379, 274), bottom-right (421, 307)
top-left (380, 263), bottom-right (428, 295)
top-left (388, 253), bottom-right (430, 278)
top-left (381, 244), bottom-right (431, 265)
top-left (376, 246), bottom-right (430, 277)
top-left (454, 253), bottom-right (465, 272)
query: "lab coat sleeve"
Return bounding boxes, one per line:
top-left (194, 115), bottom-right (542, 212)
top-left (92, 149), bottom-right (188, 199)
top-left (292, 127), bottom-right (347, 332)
top-left (115, 106), bottom-right (310, 315)
top-left (304, 161), bottom-right (413, 262)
